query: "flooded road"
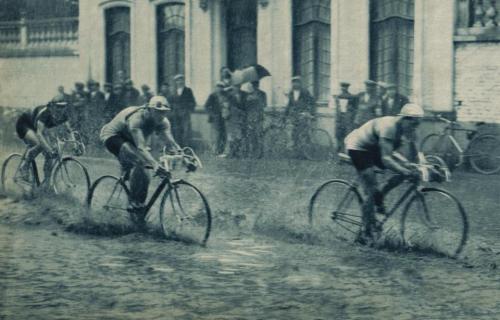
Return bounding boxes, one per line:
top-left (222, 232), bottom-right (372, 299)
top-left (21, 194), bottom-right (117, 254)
top-left (1, 155), bottom-right (500, 319)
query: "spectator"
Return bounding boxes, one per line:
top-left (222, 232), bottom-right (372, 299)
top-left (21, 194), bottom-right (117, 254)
top-left (105, 84), bottom-right (124, 119)
top-left (169, 74), bottom-right (196, 146)
top-left (139, 84), bottom-right (154, 105)
top-left (87, 80), bottom-right (106, 144)
top-left (244, 81), bottom-right (267, 158)
top-left (334, 82), bottom-right (357, 152)
top-left (381, 83), bottom-right (409, 116)
top-left (159, 82), bottom-right (171, 99)
top-left (225, 84), bottom-right (247, 158)
top-left (116, 70), bottom-right (127, 86)
top-left (353, 80), bottom-right (383, 128)
top-left (284, 76), bottom-right (316, 158)
top-left (71, 82), bottom-right (89, 139)
top-left (220, 66), bottom-right (232, 88)
top-left (204, 81), bottom-right (229, 155)
top-left (57, 85), bottom-right (71, 102)
top-left (122, 79), bottom-right (140, 106)
top-left (103, 83), bottom-right (112, 105)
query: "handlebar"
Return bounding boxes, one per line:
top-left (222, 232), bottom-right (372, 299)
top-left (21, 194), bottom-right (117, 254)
top-left (159, 147), bottom-right (203, 174)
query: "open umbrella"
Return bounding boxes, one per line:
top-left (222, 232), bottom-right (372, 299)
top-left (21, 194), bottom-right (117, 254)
top-left (231, 64), bottom-right (271, 86)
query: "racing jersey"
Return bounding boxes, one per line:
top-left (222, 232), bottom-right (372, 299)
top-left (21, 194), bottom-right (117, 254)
top-left (100, 106), bottom-right (170, 143)
top-left (345, 116), bottom-right (402, 152)
top-left (29, 105), bottom-right (69, 130)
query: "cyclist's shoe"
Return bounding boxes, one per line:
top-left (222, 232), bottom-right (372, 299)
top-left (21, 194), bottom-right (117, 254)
top-left (17, 168), bottom-right (32, 185)
top-left (128, 201), bottom-right (147, 224)
top-left (375, 204), bottom-right (387, 216)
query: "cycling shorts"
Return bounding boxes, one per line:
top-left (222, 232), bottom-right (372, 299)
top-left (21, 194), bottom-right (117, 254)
top-left (16, 113), bottom-right (35, 140)
top-left (348, 149), bottom-right (385, 172)
top-left (104, 135), bottom-right (135, 157)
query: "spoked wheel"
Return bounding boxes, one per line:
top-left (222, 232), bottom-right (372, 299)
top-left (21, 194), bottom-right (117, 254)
top-left (159, 180), bottom-right (211, 246)
top-left (401, 187), bottom-right (468, 258)
top-left (51, 157), bottom-right (90, 202)
top-left (263, 126), bottom-right (289, 159)
top-left (308, 179), bottom-right (363, 242)
top-left (87, 175), bottom-right (133, 228)
top-left (302, 128), bottom-right (334, 161)
top-left (421, 134), bottom-right (460, 171)
top-left (1, 153), bottom-right (39, 195)
top-left (467, 134), bottom-right (500, 175)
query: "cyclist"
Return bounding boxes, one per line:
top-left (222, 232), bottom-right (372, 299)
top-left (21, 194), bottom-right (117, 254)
top-left (344, 103), bottom-right (424, 243)
top-left (15, 94), bottom-right (73, 183)
top-left (100, 95), bottom-right (181, 222)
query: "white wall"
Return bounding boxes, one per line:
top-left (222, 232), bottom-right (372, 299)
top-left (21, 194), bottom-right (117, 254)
top-left (0, 56), bottom-right (80, 107)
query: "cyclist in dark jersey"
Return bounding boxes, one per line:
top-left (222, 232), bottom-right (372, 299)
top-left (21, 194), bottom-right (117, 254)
top-left (344, 103), bottom-right (424, 243)
top-left (15, 94), bottom-right (73, 182)
top-left (100, 96), bottom-right (181, 220)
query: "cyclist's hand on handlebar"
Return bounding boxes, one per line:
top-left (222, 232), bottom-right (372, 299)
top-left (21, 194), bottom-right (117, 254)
top-left (405, 168), bottom-right (421, 182)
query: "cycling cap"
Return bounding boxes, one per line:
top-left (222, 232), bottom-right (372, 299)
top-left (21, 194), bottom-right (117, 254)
top-left (398, 103), bottom-right (424, 118)
top-left (148, 95), bottom-right (171, 111)
top-left (51, 94), bottom-right (68, 106)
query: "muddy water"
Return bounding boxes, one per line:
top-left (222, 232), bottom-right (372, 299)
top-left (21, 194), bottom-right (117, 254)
top-left (1, 155), bottom-right (500, 319)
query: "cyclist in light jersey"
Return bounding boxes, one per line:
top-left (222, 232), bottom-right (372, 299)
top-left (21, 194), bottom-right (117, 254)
top-left (344, 103), bottom-right (424, 242)
top-left (100, 96), bottom-right (181, 220)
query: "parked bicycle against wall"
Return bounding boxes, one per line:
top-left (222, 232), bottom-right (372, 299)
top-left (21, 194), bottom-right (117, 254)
top-left (420, 115), bottom-right (500, 174)
top-left (1, 131), bottom-right (90, 201)
top-left (308, 155), bottom-right (468, 257)
top-left (262, 112), bottom-right (334, 161)
top-left (86, 147), bottom-right (211, 246)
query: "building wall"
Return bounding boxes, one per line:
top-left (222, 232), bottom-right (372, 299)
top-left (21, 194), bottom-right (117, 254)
top-left (455, 42), bottom-right (500, 123)
top-left (0, 56), bottom-right (80, 107)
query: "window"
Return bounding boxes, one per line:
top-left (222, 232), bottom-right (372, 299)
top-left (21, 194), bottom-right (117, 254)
top-left (0, 0), bottom-right (79, 21)
top-left (370, 0), bottom-right (414, 97)
top-left (293, 0), bottom-right (331, 102)
top-left (105, 6), bottom-right (131, 84)
top-left (157, 2), bottom-right (185, 87)
top-left (226, 0), bottom-right (257, 70)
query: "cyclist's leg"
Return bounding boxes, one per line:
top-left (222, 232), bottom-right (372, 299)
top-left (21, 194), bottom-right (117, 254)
top-left (20, 130), bottom-right (43, 178)
top-left (118, 142), bottom-right (150, 206)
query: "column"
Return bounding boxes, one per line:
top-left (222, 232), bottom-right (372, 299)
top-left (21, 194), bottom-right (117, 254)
top-left (257, 0), bottom-right (273, 105)
top-left (133, 1), bottom-right (156, 89)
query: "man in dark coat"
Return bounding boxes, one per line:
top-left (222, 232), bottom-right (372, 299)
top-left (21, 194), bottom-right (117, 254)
top-left (284, 76), bottom-right (316, 157)
top-left (381, 83), bottom-right (409, 116)
top-left (334, 82), bottom-right (357, 152)
top-left (204, 82), bottom-right (229, 155)
top-left (86, 80), bottom-right (106, 145)
top-left (139, 84), bottom-right (154, 105)
top-left (105, 84), bottom-right (125, 120)
top-left (169, 74), bottom-right (196, 146)
top-left (353, 80), bottom-right (383, 128)
top-left (122, 79), bottom-right (140, 106)
top-left (245, 81), bottom-right (267, 158)
top-left (225, 84), bottom-right (248, 158)
top-left (70, 82), bottom-right (89, 139)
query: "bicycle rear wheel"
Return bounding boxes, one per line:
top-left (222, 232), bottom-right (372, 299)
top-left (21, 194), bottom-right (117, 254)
top-left (159, 180), bottom-right (211, 246)
top-left (51, 157), bottom-right (90, 202)
top-left (1, 153), bottom-right (38, 194)
top-left (467, 134), bottom-right (500, 175)
top-left (302, 128), bottom-right (334, 161)
top-left (262, 126), bottom-right (289, 159)
top-left (401, 187), bottom-right (468, 258)
top-left (87, 175), bottom-right (132, 227)
top-left (308, 179), bottom-right (363, 242)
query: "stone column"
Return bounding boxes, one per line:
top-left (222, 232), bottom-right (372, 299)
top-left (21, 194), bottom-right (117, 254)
top-left (133, 1), bottom-right (156, 90)
top-left (413, 0), bottom-right (455, 112)
top-left (331, 0), bottom-right (370, 94)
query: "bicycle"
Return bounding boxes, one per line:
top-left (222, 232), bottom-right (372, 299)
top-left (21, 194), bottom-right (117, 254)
top-left (1, 131), bottom-right (90, 201)
top-left (262, 112), bottom-right (334, 161)
top-left (420, 115), bottom-right (500, 174)
top-left (308, 159), bottom-right (468, 257)
top-left (86, 147), bottom-right (212, 246)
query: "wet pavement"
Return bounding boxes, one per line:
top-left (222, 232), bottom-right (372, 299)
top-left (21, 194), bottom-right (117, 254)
top-left (0, 154), bottom-right (499, 319)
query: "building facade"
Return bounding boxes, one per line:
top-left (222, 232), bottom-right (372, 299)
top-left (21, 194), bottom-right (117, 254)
top-left (0, 0), bottom-right (499, 143)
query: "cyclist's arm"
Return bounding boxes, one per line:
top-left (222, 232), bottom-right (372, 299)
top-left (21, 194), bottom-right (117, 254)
top-left (64, 122), bottom-right (76, 140)
top-left (157, 126), bottom-right (181, 153)
top-left (35, 121), bottom-right (54, 153)
top-left (380, 138), bottom-right (413, 176)
top-left (130, 127), bottom-right (160, 169)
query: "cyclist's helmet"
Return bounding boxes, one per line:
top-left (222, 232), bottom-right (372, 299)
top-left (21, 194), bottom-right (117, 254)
top-left (148, 96), bottom-right (171, 111)
top-left (51, 94), bottom-right (69, 108)
top-left (398, 103), bottom-right (424, 118)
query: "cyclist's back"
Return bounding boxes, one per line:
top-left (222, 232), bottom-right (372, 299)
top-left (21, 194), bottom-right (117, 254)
top-left (345, 116), bottom-right (401, 153)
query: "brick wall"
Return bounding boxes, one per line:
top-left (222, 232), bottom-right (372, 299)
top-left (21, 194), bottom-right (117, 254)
top-left (454, 42), bottom-right (500, 123)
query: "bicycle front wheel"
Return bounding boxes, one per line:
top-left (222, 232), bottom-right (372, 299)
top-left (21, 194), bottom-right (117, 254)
top-left (421, 134), bottom-right (460, 171)
top-left (159, 180), bottom-right (211, 246)
top-left (87, 175), bottom-right (132, 227)
top-left (51, 157), bottom-right (90, 202)
top-left (308, 179), bottom-right (363, 242)
top-left (1, 153), bottom-right (38, 194)
top-left (401, 187), bottom-right (468, 258)
top-left (303, 128), bottom-right (334, 161)
top-left (468, 134), bottom-right (500, 175)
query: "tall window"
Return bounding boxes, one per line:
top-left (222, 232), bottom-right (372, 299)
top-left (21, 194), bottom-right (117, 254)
top-left (293, 0), bottom-right (331, 102)
top-left (226, 0), bottom-right (257, 70)
top-left (157, 2), bottom-right (185, 87)
top-left (370, 0), bottom-right (414, 97)
top-left (105, 6), bottom-right (131, 84)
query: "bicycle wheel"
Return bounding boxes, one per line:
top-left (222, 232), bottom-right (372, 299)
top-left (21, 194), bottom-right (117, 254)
top-left (401, 187), bottom-right (468, 258)
top-left (421, 134), bottom-right (460, 171)
top-left (159, 180), bottom-right (211, 246)
top-left (1, 153), bottom-right (38, 194)
top-left (467, 134), bottom-right (500, 175)
top-left (308, 179), bottom-right (363, 242)
top-left (51, 157), bottom-right (90, 202)
top-left (87, 175), bottom-right (132, 227)
top-left (303, 128), bottom-right (334, 161)
top-left (263, 126), bottom-right (289, 159)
